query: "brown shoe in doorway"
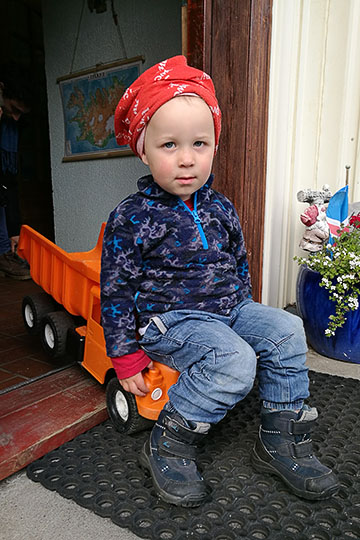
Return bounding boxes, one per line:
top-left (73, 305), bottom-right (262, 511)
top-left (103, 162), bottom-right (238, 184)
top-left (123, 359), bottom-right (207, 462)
top-left (0, 251), bottom-right (31, 280)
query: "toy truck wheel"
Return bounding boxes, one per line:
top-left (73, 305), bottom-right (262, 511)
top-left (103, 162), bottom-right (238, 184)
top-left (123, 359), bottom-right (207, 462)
top-left (40, 311), bottom-right (75, 359)
top-left (106, 377), bottom-right (154, 435)
top-left (22, 293), bottom-right (57, 336)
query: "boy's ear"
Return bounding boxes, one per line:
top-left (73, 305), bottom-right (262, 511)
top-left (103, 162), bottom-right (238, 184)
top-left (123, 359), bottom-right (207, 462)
top-left (140, 152), bottom-right (149, 166)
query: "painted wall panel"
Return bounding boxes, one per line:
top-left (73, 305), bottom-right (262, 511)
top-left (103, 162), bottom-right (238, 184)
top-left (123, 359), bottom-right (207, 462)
top-left (42, 0), bottom-right (182, 251)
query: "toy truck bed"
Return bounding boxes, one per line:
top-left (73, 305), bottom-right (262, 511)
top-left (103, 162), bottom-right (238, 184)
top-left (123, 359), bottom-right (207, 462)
top-left (17, 224), bottom-right (178, 432)
top-left (18, 224), bottom-right (105, 320)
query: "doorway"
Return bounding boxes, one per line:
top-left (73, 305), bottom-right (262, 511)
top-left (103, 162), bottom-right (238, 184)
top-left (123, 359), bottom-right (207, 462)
top-left (0, 0), bottom-right (54, 241)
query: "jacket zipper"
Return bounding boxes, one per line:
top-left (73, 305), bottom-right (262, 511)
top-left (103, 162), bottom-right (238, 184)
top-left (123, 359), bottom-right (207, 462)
top-left (179, 192), bottom-right (209, 249)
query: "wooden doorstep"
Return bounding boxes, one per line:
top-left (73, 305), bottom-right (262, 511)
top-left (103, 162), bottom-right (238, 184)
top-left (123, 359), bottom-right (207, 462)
top-left (0, 366), bottom-right (108, 481)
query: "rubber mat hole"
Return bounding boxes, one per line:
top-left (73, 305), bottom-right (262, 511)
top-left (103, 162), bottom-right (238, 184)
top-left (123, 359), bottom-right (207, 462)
top-left (342, 526), bottom-right (360, 539)
top-left (77, 484), bottom-right (97, 508)
top-left (58, 478), bottom-right (80, 499)
top-left (130, 489), bottom-right (151, 508)
top-left (248, 531), bottom-right (268, 540)
top-left (226, 482), bottom-right (244, 496)
top-left (133, 509), bottom-right (155, 532)
top-left (61, 481), bottom-right (77, 491)
top-left (93, 458), bottom-right (107, 470)
top-left (94, 493), bottom-right (116, 516)
top-left (258, 510), bottom-right (279, 525)
top-left (64, 464), bottom-right (78, 474)
top-left (114, 482), bottom-right (130, 497)
top-left (268, 496), bottom-right (287, 510)
top-left (44, 473), bottom-right (61, 485)
top-left (244, 487), bottom-right (264, 501)
top-left (317, 513), bottom-right (337, 530)
top-left (194, 523), bottom-right (210, 534)
top-left (237, 502), bottom-right (255, 515)
top-left (290, 503), bottom-right (312, 519)
top-left (80, 490), bottom-right (96, 499)
top-left (80, 471), bottom-right (92, 481)
top-left (170, 509), bottom-right (189, 527)
top-left (77, 450), bottom-right (92, 461)
top-left (109, 451), bottom-right (122, 459)
top-left (96, 497), bottom-right (114, 508)
top-left (108, 465), bottom-right (125, 477)
top-left (27, 465), bottom-right (45, 478)
top-left (203, 504), bottom-right (223, 524)
top-left (206, 472), bottom-right (223, 486)
top-left (321, 499), bottom-right (343, 514)
top-left (348, 508), bottom-right (360, 522)
top-left (49, 455), bottom-right (62, 464)
top-left (215, 493), bottom-right (233, 507)
top-left (235, 470), bottom-right (252, 481)
top-left (152, 501), bottom-right (169, 515)
top-left (226, 515), bottom-right (246, 530)
top-left (284, 524), bottom-right (304, 534)
top-left (137, 518), bottom-right (152, 529)
top-left (154, 519), bottom-right (178, 539)
top-left (307, 528), bottom-right (331, 540)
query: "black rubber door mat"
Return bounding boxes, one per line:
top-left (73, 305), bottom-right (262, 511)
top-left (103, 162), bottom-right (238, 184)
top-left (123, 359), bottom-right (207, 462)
top-left (27, 371), bottom-right (360, 540)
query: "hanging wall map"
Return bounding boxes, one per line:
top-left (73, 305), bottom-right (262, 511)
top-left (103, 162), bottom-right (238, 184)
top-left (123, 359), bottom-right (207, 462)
top-left (57, 57), bottom-right (144, 161)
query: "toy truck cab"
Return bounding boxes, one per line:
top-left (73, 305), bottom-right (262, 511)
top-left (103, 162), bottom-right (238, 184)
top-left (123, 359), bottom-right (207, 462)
top-left (18, 223), bottom-right (179, 434)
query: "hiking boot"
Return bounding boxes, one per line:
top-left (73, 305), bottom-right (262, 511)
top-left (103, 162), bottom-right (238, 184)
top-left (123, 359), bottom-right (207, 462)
top-left (0, 251), bottom-right (31, 280)
top-left (139, 407), bottom-right (210, 507)
top-left (252, 406), bottom-right (340, 500)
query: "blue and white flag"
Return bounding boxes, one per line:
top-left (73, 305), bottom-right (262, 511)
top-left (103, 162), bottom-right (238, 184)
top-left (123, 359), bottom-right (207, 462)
top-left (326, 186), bottom-right (349, 244)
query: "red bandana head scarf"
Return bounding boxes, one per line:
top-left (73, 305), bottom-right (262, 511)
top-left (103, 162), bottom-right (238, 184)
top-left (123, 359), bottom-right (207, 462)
top-left (114, 55), bottom-right (221, 156)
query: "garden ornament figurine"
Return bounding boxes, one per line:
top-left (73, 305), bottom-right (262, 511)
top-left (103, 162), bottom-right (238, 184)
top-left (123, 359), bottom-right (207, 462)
top-left (297, 185), bottom-right (332, 252)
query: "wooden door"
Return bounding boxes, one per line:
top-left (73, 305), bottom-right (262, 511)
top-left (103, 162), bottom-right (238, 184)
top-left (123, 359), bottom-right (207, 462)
top-left (185, 0), bottom-right (272, 302)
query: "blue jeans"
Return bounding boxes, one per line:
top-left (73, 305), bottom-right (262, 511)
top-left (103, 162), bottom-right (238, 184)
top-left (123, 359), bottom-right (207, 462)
top-left (139, 300), bottom-right (309, 423)
top-left (0, 206), bottom-right (11, 255)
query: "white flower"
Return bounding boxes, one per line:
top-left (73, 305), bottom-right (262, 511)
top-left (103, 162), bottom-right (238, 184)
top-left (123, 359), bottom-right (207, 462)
top-left (325, 329), bottom-right (335, 337)
top-left (348, 297), bottom-right (359, 310)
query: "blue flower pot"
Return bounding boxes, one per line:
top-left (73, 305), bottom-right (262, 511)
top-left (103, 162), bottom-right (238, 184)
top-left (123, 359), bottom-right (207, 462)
top-left (296, 265), bottom-right (360, 364)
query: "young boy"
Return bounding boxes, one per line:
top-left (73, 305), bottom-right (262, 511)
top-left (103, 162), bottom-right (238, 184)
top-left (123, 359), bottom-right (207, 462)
top-left (101, 56), bottom-right (339, 507)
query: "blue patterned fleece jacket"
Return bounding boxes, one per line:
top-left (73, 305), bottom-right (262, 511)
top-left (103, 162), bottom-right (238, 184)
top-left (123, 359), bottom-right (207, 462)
top-left (100, 174), bottom-right (252, 359)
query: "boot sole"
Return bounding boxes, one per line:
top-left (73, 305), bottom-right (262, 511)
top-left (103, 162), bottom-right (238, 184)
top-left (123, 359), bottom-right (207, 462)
top-left (251, 445), bottom-right (340, 501)
top-left (139, 444), bottom-right (208, 508)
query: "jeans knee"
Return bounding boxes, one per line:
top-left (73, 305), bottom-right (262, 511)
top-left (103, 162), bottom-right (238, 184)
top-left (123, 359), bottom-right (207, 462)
top-left (276, 313), bottom-right (307, 353)
top-left (195, 346), bottom-right (256, 396)
top-left (220, 350), bottom-right (256, 394)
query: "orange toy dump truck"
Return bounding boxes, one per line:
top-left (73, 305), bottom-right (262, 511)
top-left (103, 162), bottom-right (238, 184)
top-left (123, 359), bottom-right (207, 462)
top-left (18, 224), bottom-right (179, 434)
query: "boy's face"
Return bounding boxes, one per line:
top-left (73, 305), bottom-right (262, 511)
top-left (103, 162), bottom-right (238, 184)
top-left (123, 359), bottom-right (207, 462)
top-left (141, 96), bottom-right (215, 201)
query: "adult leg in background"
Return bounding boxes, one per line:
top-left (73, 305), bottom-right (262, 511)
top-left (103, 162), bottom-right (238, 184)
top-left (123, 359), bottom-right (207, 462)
top-left (0, 205), bottom-right (30, 279)
top-left (0, 206), bottom-right (11, 255)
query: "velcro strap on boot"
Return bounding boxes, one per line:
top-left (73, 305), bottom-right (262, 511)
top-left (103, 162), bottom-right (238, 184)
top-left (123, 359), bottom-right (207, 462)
top-left (158, 434), bottom-right (197, 459)
top-left (262, 415), bottom-right (317, 435)
top-left (163, 415), bottom-right (207, 444)
top-left (276, 439), bottom-right (313, 458)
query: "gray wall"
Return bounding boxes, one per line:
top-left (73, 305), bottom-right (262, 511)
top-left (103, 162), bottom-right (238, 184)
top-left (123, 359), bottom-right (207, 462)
top-left (42, 0), bottom-right (182, 251)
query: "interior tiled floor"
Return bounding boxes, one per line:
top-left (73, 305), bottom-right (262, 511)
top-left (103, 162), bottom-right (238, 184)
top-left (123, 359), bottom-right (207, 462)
top-left (0, 275), bottom-right (73, 393)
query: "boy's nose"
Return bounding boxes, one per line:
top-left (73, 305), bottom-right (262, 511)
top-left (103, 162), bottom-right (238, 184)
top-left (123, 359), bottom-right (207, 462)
top-left (179, 148), bottom-right (194, 167)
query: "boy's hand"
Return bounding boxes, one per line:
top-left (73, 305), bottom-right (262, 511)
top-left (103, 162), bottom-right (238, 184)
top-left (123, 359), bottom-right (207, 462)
top-left (119, 360), bottom-right (154, 396)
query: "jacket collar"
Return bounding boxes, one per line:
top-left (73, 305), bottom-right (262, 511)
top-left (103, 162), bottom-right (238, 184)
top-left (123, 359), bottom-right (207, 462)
top-left (137, 174), bottom-right (214, 203)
